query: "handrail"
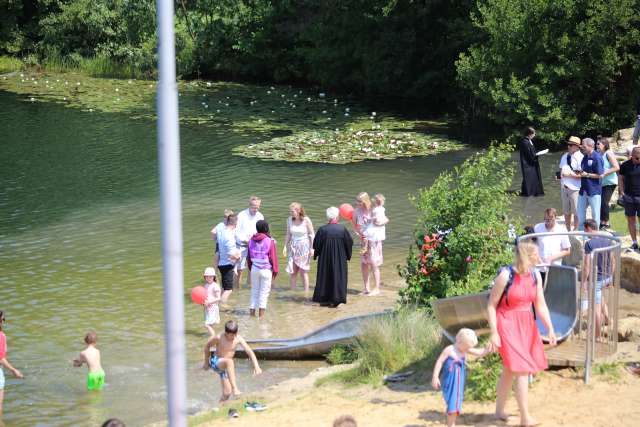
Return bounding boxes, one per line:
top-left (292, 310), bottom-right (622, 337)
top-left (518, 231), bottom-right (621, 383)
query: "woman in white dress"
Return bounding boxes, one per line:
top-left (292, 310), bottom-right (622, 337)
top-left (283, 202), bottom-right (315, 292)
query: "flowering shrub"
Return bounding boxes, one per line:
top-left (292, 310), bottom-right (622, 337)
top-left (398, 144), bottom-right (520, 307)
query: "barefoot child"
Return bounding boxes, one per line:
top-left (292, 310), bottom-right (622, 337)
top-left (73, 331), bottom-right (105, 391)
top-left (203, 267), bottom-right (221, 336)
top-left (202, 320), bottom-right (262, 404)
top-left (431, 328), bottom-right (489, 427)
top-left (0, 310), bottom-right (24, 416)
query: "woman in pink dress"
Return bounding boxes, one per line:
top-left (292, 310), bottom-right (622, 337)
top-left (487, 241), bottom-right (556, 427)
top-left (353, 192), bottom-right (383, 295)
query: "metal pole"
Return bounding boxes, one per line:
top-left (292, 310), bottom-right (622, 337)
top-left (157, 0), bottom-right (187, 425)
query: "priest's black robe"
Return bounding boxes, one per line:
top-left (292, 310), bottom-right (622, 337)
top-left (518, 137), bottom-right (545, 197)
top-left (312, 222), bottom-right (353, 305)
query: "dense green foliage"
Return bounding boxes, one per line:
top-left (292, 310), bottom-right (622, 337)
top-left (398, 144), bottom-right (520, 306)
top-left (2, 1), bottom-right (639, 138)
top-left (317, 310), bottom-right (442, 385)
top-left (326, 344), bottom-right (358, 365)
top-left (465, 350), bottom-right (503, 401)
top-left (457, 0), bottom-right (640, 141)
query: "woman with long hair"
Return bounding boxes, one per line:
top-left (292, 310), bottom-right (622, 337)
top-left (353, 192), bottom-right (383, 295)
top-left (597, 136), bottom-right (620, 230)
top-left (283, 202), bottom-right (315, 292)
top-left (487, 242), bottom-right (556, 426)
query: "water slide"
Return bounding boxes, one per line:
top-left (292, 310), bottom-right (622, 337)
top-left (431, 265), bottom-right (579, 346)
top-left (235, 311), bottom-right (393, 360)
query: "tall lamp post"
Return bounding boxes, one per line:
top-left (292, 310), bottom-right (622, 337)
top-left (156, 0), bottom-right (187, 425)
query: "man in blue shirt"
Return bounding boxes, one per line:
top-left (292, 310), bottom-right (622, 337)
top-left (577, 138), bottom-right (604, 230)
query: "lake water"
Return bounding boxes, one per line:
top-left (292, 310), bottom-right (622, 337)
top-left (0, 84), bottom-right (561, 426)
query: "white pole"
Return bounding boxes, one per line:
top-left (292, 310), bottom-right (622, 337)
top-left (156, 0), bottom-right (187, 425)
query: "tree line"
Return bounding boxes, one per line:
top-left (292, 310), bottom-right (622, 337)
top-left (2, 0), bottom-right (639, 141)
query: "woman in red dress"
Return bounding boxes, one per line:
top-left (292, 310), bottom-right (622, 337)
top-left (487, 241), bottom-right (557, 427)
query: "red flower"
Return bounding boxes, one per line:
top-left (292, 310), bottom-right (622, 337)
top-left (465, 256), bottom-right (473, 263)
top-left (420, 267), bottom-right (428, 275)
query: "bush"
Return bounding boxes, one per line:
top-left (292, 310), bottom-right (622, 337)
top-left (398, 144), bottom-right (520, 307)
top-left (319, 309), bottom-right (442, 385)
top-left (326, 345), bottom-right (358, 365)
top-left (465, 352), bottom-right (503, 401)
top-left (456, 0), bottom-right (640, 142)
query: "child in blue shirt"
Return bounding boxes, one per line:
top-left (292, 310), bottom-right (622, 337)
top-left (431, 328), bottom-right (489, 427)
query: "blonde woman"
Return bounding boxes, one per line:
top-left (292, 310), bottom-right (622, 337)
top-left (487, 241), bottom-right (556, 426)
top-left (283, 202), bottom-right (315, 292)
top-left (353, 192), bottom-right (382, 295)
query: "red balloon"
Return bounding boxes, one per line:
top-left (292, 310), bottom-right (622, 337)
top-left (339, 203), bottom-right (354, 220)
top-left (191, 286), bottom-right (207, 305)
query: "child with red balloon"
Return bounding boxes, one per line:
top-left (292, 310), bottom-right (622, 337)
top-left (192, 267), bottom-right (222, 336)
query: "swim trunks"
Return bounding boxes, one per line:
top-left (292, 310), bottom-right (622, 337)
top-left (209, 355), bottom-right (228, 379)
top-left (87, 369), bottom-right (105, 391)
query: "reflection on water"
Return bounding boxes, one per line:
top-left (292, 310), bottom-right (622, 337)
top-left (0, 89), bottom-right (560, 426)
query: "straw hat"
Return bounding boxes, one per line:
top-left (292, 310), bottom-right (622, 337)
top-left (567, 136), bottom-right (581, 145)
top-left (203, 267), bottom-right (216, 277)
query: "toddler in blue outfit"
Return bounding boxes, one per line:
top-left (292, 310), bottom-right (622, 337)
top-left (431, 328), bottom-right (489, 427)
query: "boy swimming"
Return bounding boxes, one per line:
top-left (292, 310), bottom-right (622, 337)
top-left (202, 320), bottom-right (261, 403)
top-left (73, 331), bottom-right (105, 391)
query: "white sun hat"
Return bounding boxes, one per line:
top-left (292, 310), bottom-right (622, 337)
top-left (203, 267), bottom-right (216, 277)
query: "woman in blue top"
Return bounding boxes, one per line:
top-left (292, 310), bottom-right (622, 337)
top-left (597, 137), bottom-right (620, 230)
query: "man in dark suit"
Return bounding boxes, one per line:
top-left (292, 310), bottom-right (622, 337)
top-left (312, 206), bottom-right (353, 307)
top-left (518, 126), bottom-right (545, 197)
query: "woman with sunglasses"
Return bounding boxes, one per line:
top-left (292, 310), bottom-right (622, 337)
top-left (0, 310), bottom-right (24, 416)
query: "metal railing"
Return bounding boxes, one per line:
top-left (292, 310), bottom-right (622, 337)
top-left (519, 231), bottom-right (621, 383)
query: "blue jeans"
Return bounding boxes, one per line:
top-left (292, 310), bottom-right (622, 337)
top-left (578, 193), bottom-right (601, 230)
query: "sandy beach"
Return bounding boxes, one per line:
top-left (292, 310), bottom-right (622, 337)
top-left (191, 288), bottom-right (640, 427)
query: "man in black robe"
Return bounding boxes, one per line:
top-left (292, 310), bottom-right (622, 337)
top-left (312, 206), bottom-right (353, 307)
top-left (519, 126), bottom-right (545, 197)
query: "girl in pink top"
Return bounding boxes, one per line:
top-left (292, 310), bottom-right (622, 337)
top-left (0, 310), bottom-right (24, 416)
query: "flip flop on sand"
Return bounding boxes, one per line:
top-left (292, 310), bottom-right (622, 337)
top-left (383, 371), bottom-right (414, 382)
top-left (625, 362), bottom-right (640, 376)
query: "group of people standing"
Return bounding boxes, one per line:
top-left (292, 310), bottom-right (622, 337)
top-left (519, 126), bottom-right (640, 252)
top-left (205, 192), bottom-right (389, 319)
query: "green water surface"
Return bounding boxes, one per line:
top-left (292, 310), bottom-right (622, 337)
top-left (0, 78), bottom-right (559, 426)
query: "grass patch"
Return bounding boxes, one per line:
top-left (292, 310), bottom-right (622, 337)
top-left (0, 56), bottom-right (24, 74)
top-left (317, 309), bottom-right (442, 386)
top-left (609, 206), bottom-right (629, 235)
top-left (41, 52), bottom-right (149, 79)
top-left (593, 361), bottom-right (622, 382)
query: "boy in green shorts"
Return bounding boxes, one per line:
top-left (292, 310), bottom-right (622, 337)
top-left (73, 331), bottom-right (105, 391)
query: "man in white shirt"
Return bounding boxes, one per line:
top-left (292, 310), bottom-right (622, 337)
top-left (559, 136), bottom-right (584, 230)
top-left (533, 208), bottom-right (571, 282)
top-left (235, 196), bottom-right (264, 287)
